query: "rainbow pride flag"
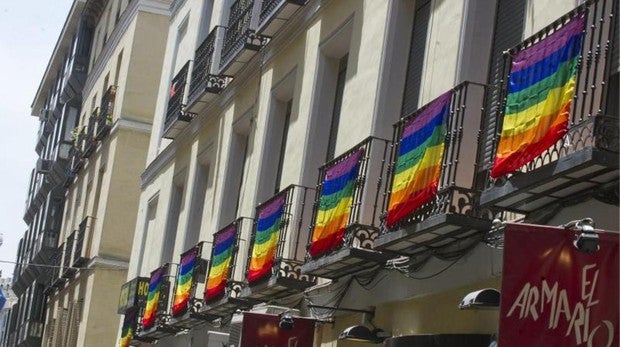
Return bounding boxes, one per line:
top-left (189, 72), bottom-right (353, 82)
top-left (171, 247), bottom-right (198, 317)
top-left (141, 266), bottom-right (165, 330)
top-left (386, 91), bottom-right (451, 228)
top-left (309, 149), bottom-right (363, 258)
top-left (118, 309), bottom-right (137, 347)
top-left (204, 224), bottom-right (237, 302)
top-left (248, 194), bottom-right (285, 283)
top-left (491, 15), bottom-right (585, 178)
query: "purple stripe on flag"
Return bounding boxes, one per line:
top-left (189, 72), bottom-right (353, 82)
top-left (324, 149), bottom-right (363, 181)
top-left (511, 15), bottom-right (585, 72)
top-left (258, 195), bottom-right (286, 219)
top-left (402, 91), bottom-right (452, 138)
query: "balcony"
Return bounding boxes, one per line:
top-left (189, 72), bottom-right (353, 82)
top-left (59, 52), bottom-right (89, 105)
top-left (186, 26), bottom-right (230, 113)
top-left (301, 137), bottom-right (394, 279)
top-left (62, 232), bottom-right (77, 279)
top-left (162, 61), bottom-right (195, 139)
top-left (96, 85), bottom-right (116, 141)
top-left (136, 263), bottom-right (182, 341)
top-left (14, 230), bottom-right (60, 293)
top-left (194, 219), bottom-right (254, 321)
top-left (68, 141), bottom-right (84, 175)
top-left (167, 243), bottom-right (209, 329)
top-left (72, 216), bottom-right (94, 268)
top-left (241, 185), bottom-right (316, 302)
top-left (82, 111), bottom-right (98, 158)
top-left (16, 319), bottom-right (43, 347)
top-left (480, 1), bottom-right (618, 213)
top-left (256, 0), bottom-right (306, 37)
top-left (375, 82), bottom-right (497, 256)
top-left (219, 0), bottom-right (270, 76)
top-left (47, 246), bottom-right (66, 293)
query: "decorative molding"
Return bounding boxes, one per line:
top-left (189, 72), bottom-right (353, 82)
top-left (87, 256), bottom-right (130, 269)
top-left (111, 117), bottom-right (153, 134)
top-left (82, 0), bottom-right (172, 100)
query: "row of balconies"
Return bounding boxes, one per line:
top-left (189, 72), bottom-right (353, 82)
top-left (64, 85), bottom-right (117, 187)
top-left (11, 230), bottom-right (59, 295)
top-left (162, 0), bottom-right (307, 139)
top-left (128, 69), bottom-right (617, 343)
top-left (44, 216), bottom-right (94, 295)
top-left (111, 1), bottom-right (620, 343)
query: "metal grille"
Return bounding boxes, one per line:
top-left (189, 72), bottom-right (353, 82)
top-left (483, 0), bottom-right (618, 185)
top-left (221, 0), bottom-right (254, 66)
top-left (189, 27), bottom-right (218, 100)
top-left (165, 61), bottom-right (191, 129)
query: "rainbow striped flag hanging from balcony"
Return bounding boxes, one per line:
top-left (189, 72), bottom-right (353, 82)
top-left (386, 91), bottom-right (451, 228)
top-left (248, 194), bottom-right (285, 283)
top-left (118, 309), bottom-right (137, 347)
top-left (309, 149), bottom-right (363, 258)
top-left (491, 15), bottom-right (585, 178)
top-left (171, 247), bottom-right (198, 317)
top-left (204, 224), bottom-right (237, 302)
top-left (141, 266), bottom-right (165, 330)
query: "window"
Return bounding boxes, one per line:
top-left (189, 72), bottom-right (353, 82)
top-left (274, 100), bottom-right (292, 193)
top-left (325, 54), bottom-right (348, 162)
top-left (161, 179), bottom-right (185, 264)
top-left (136, 195), bottom-right (158, 275)
top-left (401, 0), bottom-right (431, 116)
top-left (184, 163), bottom-right (209, 250)
top-left (477, 0), bottom-right (526, 179)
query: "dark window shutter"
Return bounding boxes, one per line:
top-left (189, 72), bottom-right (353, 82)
top-left (401, 0), bottom-right (431, 116)
top-left (478, 0), bottom-right (527, 174)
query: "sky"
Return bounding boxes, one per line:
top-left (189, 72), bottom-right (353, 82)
top-left (0, 1), bottom-right (73, 277)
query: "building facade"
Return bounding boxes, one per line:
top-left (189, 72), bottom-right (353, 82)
top-left (31, 1), bottom-right (172, 347)
top-left (117, 0), bottom-right (617, 346)
top-left (2, 1), bottom-right (93, 346)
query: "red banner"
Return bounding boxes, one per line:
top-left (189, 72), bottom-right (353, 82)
top-left (241, 312), bottom-right (315, 347)
top-left (499, 223), bottom-right (619, 346)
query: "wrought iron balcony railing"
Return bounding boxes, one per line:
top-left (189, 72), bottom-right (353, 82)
top-left (73, 216), bottom-right (93, 267)
top-left (220, 0), bottom-right (269, 75)
top-left (301, 136), bottom-right (393, 279)
top-left (62, 231), bottom-right (77, 279)
top-left (242, 185), bottom-right (316, 301)
top-left (257, 0), bottom-right (306, 36)
top-left (162, 61), bottom-right (195, 139)
top-left (480, 0), bottom-right (618, 212)
top-left (96, 85), bottom-right (117, 140)
top-left (136, 263), bottom-right (181, 341)
top-left (187, 26), bottom-right (230, 112)
top-left (82, 110), bottom-right (98, 158)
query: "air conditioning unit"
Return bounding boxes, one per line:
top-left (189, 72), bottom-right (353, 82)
top-left (36, 159), bottom-right (52, 174)
top-left (206, 331), bottom-right (229, 346)
top-left (228, 305), bottom-right (301, 346)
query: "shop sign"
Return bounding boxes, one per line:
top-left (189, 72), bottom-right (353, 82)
top-left (499, 223), bottom-right (618, 346)
top-left (241, 312), bottom-right (315, 347)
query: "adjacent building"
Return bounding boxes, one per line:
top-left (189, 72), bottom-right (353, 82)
top-left (3, 1), bottom-right (92, 346)
top-left (117, 0), bottom-right (617, 346)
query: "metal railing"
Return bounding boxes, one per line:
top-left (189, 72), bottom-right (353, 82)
top-left (164, 61), bottom-right (191, 129)
top-left (221, 0), bottom-right (255, 66)
top-left (188, 26), bottom-right (228, 102)
top-left (484, 0), bottom-right (618, 186)
top-left (382, 82), bottom-right (492, 231)
top-left (63, 231), bottom-right (75, 271)
top-left (96, 85), bottom-right (117, 140)
top-left (73, 216), bottom-right (93, 267)
top-left (306, 136), bottom-right (391, 258)
top-left (245, 185), bottom-right (314, 281)
top-left (259, 0), bottom-right (304, 24)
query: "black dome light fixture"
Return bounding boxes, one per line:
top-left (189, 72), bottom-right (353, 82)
top-left (279, 311), bottom-right (295, 330)
top-left (307, 305), bottom-right (392, 344)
